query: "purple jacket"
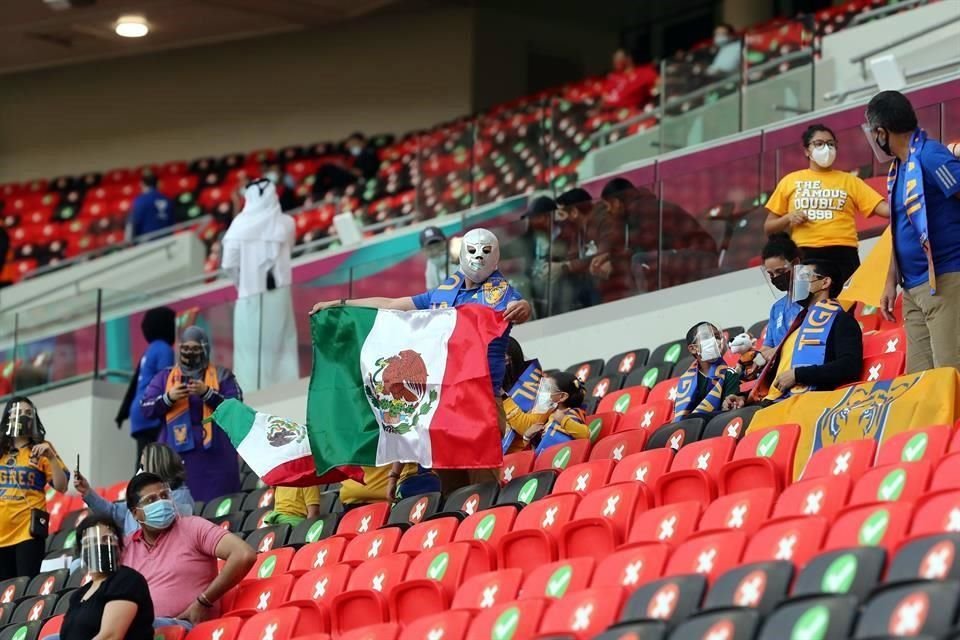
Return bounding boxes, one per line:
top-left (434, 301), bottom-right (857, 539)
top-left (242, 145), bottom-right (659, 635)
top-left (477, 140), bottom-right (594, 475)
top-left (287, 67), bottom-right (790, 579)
top-left (141, 366), bottom-right (243, 503)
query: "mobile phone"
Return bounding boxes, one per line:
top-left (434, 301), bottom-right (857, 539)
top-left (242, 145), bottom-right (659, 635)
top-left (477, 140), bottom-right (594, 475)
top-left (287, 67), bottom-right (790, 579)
top-left (75, 454), bottom-right (80, 473)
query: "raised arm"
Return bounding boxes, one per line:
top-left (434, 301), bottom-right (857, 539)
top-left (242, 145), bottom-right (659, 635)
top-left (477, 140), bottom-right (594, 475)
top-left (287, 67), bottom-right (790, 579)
top-left (311, 297), bottom-right (416, 315)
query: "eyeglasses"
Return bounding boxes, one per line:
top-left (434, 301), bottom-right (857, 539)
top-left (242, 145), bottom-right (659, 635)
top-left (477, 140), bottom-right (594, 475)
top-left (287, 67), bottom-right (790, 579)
top-left (137, 488), bottom-right (172, 506)
top-left (809, 140), bottom-right (837, 149)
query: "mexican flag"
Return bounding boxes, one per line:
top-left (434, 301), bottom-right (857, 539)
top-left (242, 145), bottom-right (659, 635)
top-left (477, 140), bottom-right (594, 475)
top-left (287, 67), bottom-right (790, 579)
top-left (307, 304), bottom-right (509, 470)
top-left (209, 400), bottom-right (362, 486)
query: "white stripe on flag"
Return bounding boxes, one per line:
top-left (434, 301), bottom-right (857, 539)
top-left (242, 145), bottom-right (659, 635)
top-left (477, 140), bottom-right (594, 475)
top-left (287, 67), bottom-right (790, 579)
top-left (360, 309), bottom-right (456, 468)
top-left (235, 412), bottom-right (312, 476)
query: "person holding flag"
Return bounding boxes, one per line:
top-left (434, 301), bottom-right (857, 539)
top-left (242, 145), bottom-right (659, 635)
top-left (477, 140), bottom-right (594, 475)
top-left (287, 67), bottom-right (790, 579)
top-left (866, 90), bottom-right (960, 374)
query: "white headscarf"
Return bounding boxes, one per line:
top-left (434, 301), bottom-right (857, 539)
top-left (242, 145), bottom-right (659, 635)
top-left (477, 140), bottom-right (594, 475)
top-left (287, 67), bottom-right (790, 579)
top-left (222, 179), bottom-right (296, 299)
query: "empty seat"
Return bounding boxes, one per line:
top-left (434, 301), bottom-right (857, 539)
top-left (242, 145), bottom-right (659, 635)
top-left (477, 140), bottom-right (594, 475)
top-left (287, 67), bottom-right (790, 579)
top-left (825, 502), bottom-right (912, 554)
top-left (497, 470), bottom-right (557, 506)
top-left (183, 617), bottom-right (244, 640)
top-left (627, 501), bottom-right (702, 547)
top-left (534, 439), bottom-right (592, 472)
top-left (696, 489), bottom-right (775, 535)
top-left (398, 518), bottom-right (459, 555)
top-left (876, 425), bottom-right (951, 466)
top-left (665, 530), bottom-right (747, 583)
top-left (520, 557), bottom-right (595, 600)
top-left (910, 489), bottom-right (960, 538)
top-left (389, 542), bottom-right (491, 625)
top-left (930, 453), bottom-right (960, 492)
top-left (793, 547), bottom-right (886, 600)
top-left (552, 459), bottom-right (615, 495)
top-left (702, 406), bottom-right (762, 440)
top-left (450, 568), bottom-right (523, 611)
top-left (585, 374), bottom-right (625, 401)
top-left (497, 493), bottom-right (580, 572)
top-left (245, 525), bottom-right (290, 553)
top-left (398, 610), bottom-right (472, 640)
top-left (800, 438), bottom-right (876, 480)
top-left (336, 502), bottom-right (390, 536)
top-left (741, 517), bottom-right (829, 568)
top-left (443, 482), bottom-right (499, 516)
top-left (644, 418), bottom-right (706, 452)
top-left (646, 377), bottom-right (681, 408)
top-left (619, 574), bottom-right (707, 624)
top-left (26, 570), bottom-right (68, 597)
top-left (536, 586), bottom-right (625, 639)
top-left (609, 449), bottom-right (674, 487)
top-left (229, 575), bottom-right (295, 617)
top-left (289, 538), bottom-right (347, 574)
top-left (624, 365), bottom-right (668, 391)
top-left (288, 514), bottom-right (340, 546)
top-left (238, 607), bottom-right (325, 640)
top-left (454, 506), bottom-right (518, 566)
top-left (342, 528), bottom-right (404, 566)
top-left (861, 351), bottom-right (905, 383)
top-left (567, 359), bottom-right (605, 382)
top-left (719, 423), bottom-right (800, 495)
top-left (667, 608), bottom-right (760, 640)
top-left (889, 533), bottom-right (960, 583)
top-left (703, 561), bottom-right (793, 614)
top-left (559, 483), bottom-right (653, 561)
top-left (853, 580), bottom-right (960, 638)
top-left (598, 386), bottom-right (651, 415)
top-left (589, 431), bottom-right (648, 462)
top-left (286, 564), bottom-right (351, 611)
top-left (465, 598), bottom-right (549, 640)
top-left (649, 340), bottom-right (686, 368)
top-left (771, 475), bottom-right (851, 522)
top-left (330, 554), bottom-right (410, 634)
top-left (605, 349), bottom-right (650, 377)
top-left (591, 544), bottom-right (670, 593)
top-left (500, 451), bottom-right (536, 484)
top-left (848, 461), bottom-right (931, 506)
top-left (389, 492), bottom-right (442, 525)
top-left (202, 493), bottom-right (247, 518)
top-left (242, 488), bottom-right (276, 511)
top-left (245, 547), bottom-right (294, 581)
top-left (617, 401), bottom-right (673, 432)
top-left (584, 412), bottom-right (620, 443)
top-left (655, 436), bottom-right (736, 508)
top-left (757, 594), bottom-right (858, 640)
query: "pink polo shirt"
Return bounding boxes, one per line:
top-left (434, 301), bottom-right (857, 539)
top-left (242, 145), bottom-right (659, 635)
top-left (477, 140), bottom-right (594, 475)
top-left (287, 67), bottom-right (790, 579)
top-left (122, 516), bottom-right (228, 618)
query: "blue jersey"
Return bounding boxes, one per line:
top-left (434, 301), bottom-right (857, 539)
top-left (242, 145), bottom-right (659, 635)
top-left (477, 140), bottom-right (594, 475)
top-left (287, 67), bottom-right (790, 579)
top-left (891, 138), bottom-right (960, 289)
top-left (764, 295), bottom-right (803, 348)
top-left (129, 189), bottom-right (174, 237)
top-left (130, 340), bottom-right (175, 434)
top-left (412, 283), bottom-right (522, 392)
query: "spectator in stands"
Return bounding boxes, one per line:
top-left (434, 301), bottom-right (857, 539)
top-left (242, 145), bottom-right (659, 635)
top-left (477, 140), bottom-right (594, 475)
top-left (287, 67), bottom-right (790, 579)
top-left (74, 443), bottom-right (194, 536)
top-left (552, 189), bottom-right (602, 309)
top-left (706, 23), bottom-right (742, 77)
top-left (0, 397), bottom-right (68, 581)
top-left (603, 48), bottom-right (659, 110)
top-left (116, 307), bottom-right (176, 468)
top-left (516, 372), bottom-right (588, 455)
top-left (501, 338), bottom-right (552, 455)
top-left (264, 486), bottom-right (321, 526)
top-left (60, 516), bottom-right (154, 640)
top-left (263, 162), bottom-right (301, 212)
top-left (764, 124), bottom-right (889, 286)
top-left (672, 323), bottom-right (741, 421)
top-left (726, 259), bottom-right (863, 409)
top-left (122, 472), bottom-right (255, 628)
top-left (868, 90), bottom-right (960, 374)
top-left (126, 174), bottom-right (174, 241)
top-left (140, 326), bottom-right (243, 503)
top-left (311, 228), bottom-right (531, 493)
top-left (420, 226), bottom-right (449, 290)
top-left (345, 132), bottom-right (380, 181)
top-left (310, 132), bottom-right (379, 200)
top-left (338, 465), bottom-right (403, 510)
top-left (761, 234), bottom-right (804, 353)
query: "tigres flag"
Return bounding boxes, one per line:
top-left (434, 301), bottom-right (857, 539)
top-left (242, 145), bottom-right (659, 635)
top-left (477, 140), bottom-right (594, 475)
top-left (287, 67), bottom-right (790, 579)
top-left (838, 228), bottom-right (893, 310)
top-left (748, 368), bottom-right (960, 480)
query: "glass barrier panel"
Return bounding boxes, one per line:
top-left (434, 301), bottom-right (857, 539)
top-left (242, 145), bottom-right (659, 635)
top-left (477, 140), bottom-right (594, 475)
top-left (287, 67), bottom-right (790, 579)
top-left (0, 308), bottom-right (17, 398)
top-left (414, 122), bottom-right (477, 221)
top-left (660, 55), bottom-right (743, 154)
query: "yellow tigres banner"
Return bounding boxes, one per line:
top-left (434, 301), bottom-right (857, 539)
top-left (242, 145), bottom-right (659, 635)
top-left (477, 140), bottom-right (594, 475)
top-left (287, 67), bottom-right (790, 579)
top-left (838, 227), bottom-right (892, 311)
top-left (748, 368), bottom-right (960, 480)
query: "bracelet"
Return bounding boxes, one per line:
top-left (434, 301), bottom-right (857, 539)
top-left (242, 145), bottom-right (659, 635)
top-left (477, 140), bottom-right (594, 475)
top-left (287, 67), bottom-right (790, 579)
top-left (197, 594), bottom-right (214, 608)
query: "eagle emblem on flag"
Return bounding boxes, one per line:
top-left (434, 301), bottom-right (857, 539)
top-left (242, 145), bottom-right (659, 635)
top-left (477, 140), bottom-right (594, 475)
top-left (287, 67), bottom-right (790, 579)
top-left (266, 416), bottom-right (307, 447)
top-left (364, 350), bottom-right (438, 435)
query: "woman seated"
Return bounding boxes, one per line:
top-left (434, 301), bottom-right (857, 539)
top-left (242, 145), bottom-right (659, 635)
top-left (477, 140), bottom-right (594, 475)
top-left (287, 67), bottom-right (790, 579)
top-left (60, 516), bottom-right (154, 640)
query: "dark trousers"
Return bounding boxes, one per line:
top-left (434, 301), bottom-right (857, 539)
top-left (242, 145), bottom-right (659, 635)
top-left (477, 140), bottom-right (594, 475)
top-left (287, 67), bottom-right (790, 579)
top-left (133, 427), bottom-right (161, 472)
top-left (0, 537), bottom-right (46, 581)
top-left (800, 245), bottom-right (861, 287)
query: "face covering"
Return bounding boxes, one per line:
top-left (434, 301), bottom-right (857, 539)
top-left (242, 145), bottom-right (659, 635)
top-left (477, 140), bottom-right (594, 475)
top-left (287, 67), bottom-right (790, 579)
top-left (790, 264), bottom-right (823, 304)
top-left (875, 130), bottom-right (892, 156)
top-left (428, 254), bottom-right (447, 267)
top-left (459, 228), bottom-right (500, 283)
top-left (714, 33), bottom-right (730, 46)
top-left (264, 170), bottom-right (280, 184)
top-left (81, 527), bottom-right (120, 574)
top-left (534, 379), bottom-right (560, 413)
top-left (140, 499), bottom-right (177, 530)
top-left (770, 271), bottom-right (791, 292)
top-left (699, 336), bottom-right (723, 362)
top-left (4, 403), bottom-right (37, 439)
top-left (810, 145), bottom-right (836, 169)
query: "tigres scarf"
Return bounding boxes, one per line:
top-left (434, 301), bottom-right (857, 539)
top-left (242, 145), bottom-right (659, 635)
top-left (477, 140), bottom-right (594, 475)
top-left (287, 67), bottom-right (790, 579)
top-left (165, 365), bottom-right (219, 453)
top-left (673, 361), bottom-right (731, 420)
top-left (888, 129), bottom-right (936, 294)
top-left (533, 407), bottom-right (588, 456)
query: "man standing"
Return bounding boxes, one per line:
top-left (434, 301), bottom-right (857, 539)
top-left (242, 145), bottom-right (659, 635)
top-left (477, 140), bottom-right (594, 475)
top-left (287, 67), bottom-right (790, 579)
top-left (127, 174), bottom-right (174, 241)
top-left (419, 226), bottom-right (449, 290)
top-left (869, 90), bottom-right (960, 373)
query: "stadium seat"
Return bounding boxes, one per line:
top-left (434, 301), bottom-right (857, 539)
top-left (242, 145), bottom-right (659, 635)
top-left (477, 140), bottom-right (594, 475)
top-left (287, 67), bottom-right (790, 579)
top-left (228, 574), bottom-right (295, 618)
top-left (655, 436), bottom-right (735, 507)
top-left (863, 327), bottom-right (906, 358)
top-left (242, 488), bottom-right (276, 511)
top-left (37, 615), bottom-right (63, 640)
top-left (741, 516), bottom-right (828, 568)
top-left (719, 423), bottom-right (800, 495)
top-left (650, 340), bottom-right (686, 368)
top-left (26, 570), bottom-right (68, 597)
top-left (241, 508), bottom-right (273, 533)
top-left (696, 488), bottom-right (775, 535)
top-left (667, 608), bottom-right (759, 640)
top-left (339, 623), bottom-right (399, 640)
top-left (12, 595), bottom-right (57, 623)
top-left (598, 386), bottom-right (651, 416)
top-left (536, 586), bottom-right (625, 639)
top-left (825, 502), bottom-right (912, 554)
top-left (398, 610), bottom-right (472, 640)
top-left (497, 493), bottom-right (580, 572)
top-left (497, 470), bottom-right (557, 505)
top-left (567, 359), bottom-right (604, 382)
top-left (585, 375), bottom-right (625, 402)
top-left (466, 598), bottom-right (549, 640)
top-left (644, 418), bottom-right (705, 452)
top-left (931, 453), bottom-right (960, 492)
top-left (910, 489), bottom-right (960, 538)
top-left (559, 482), bottom-right (653, 561)
top-left (589, 431), bottom-right (648, 462)
top-left (619, 575), bottom-right (707, 624)
top-left (793, 547), bottom-right (886, 600)
top-left (605, 349), bottom-right (650, 377)
top-left (552, 459), bottom-right (615, 495)
top-left (771, 475), bottom-right (852, 522)
top-left (756, 594), bottom-right (858, 640)
top-left (203, 493), bottom-right (247, 518)
top-left (609, 449), bottom-right (674, 487)
top-left (238, 606), bottom-right (326, 640)
top-left (454, 505), bottom-right (519, 566)
top-left (289, 538), bottom-right (348, 575)
top-left (584, 413), bottom-right (620, 443)
top-left (889, 532), bottom-right (960, 583)
top-left (854, 580), bottom-right (960, 638)
top-left (534, 440), bottom-right (592, 472)
top-left (389, 492), bottom-right (442, 525)
top-left (245, 547), bottom-right (294, 581)
top-left (617, 401), bottom-right (673, 432)
top-left (398, 518), bottom-right (460, 555)
top-left (646, 377), bottom-right (681, 408)
top-left (443, 482), bottom-right (499, 516)
top-left (624, 365), bottom-right (669, 392)
top-left (500, 451), bottom-right (536, 484)
top-left (330, 554), bottom-right (410, 634)
top-left (286, 564), bottom-right (352, 612)
top-left (800, 438), bottom-right (876, 481)
top-left (211, 513), bottom-right (247, 535)
top-left (860, 351), bottom-right (906, 383)
top-left (342, 528), bottom-right (404, 566)
top-left (876, 425), bottom-right (951, 466)
top-left (245, 525), bottom-right (290, 553)
top-left (0, 622), bottom-right (42, 640)
top-left (451, 568), bottom-right (523, 611)
top-left (592, 544), bottom-right (669, 593)
top-left (184, 617), bottom-right (244, 640)
top-left (336, 502), bottom-right (390, 536)
top-left (665, 530), bottom-right (747, 583)
top-left (701, 406), bottom-right (762, 440)
top-left (847, 461), bottom-right (931, 506)
top-left (520, 557), bottom-right (595, 600)
top-left (627, 501), bottom-right (701, 546)
top-left (703, 561), bottom-right (793, 614)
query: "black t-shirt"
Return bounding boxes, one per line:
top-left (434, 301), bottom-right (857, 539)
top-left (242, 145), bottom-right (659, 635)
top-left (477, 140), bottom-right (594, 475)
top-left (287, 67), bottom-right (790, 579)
top-left (61, 566), bottom-right (155, 640)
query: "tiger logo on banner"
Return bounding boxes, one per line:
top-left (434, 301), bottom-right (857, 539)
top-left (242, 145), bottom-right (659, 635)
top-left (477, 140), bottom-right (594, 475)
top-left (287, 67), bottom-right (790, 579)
top-left (748, 368), bottom-right (960, 479)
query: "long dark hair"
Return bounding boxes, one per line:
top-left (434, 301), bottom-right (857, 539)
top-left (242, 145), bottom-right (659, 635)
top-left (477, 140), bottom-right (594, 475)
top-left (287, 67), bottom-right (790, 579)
top-left (0, 396), bottom-right (46, 454)
top-left (503, 337), bottom-right (527, 392)
top-left (141, 443), bottom-right (187, 490)
top-left (551, 372), bottom-right (585, 409)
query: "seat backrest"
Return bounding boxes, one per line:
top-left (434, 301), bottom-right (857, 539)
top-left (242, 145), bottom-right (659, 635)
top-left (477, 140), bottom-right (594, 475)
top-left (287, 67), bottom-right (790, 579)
top-left (573, 482), bottom-right (651, 541)
top-left (823, 502), bottom-right (912, 554)
top-left (624, 365), bottom-right (668, 391)
top-left (697, 488), bottom-right (775, 535)
top-left (605, 349), bottom-right (650, 378)
top-left (450, 568), bottom-right (523, 611)
top-left (597, 386), bottom-right (650, 415)
top-left (443, 482), bottom-right (499, 515)
top-left (289, 565), bottom-right (352, 606)
top-left (245, 525), bottom-right (290, 553)
top-left (533, 439), bottom-right (592, 472)
top-left (288, 514), bottom-right (339, 545)
top-left (510, 493), bottom-right (580, 534)
top-left (184, 617), bottom-right (244, 640)
top-left (589, 430), bottom-right (648, 462)
top-left (454, 506), bottom-right (517, 546)
top-left (854, 580), bottom-right (959, 639)
top-left (246, 547), bottom-right (294, 581)
top-left (26, 570), bottom-right (68, 597)
top-left (583, 412), bottom-right (620, 443)
top-left (848, 461), bottom-right (931, 506)
top-left (702, 561), bottom-right (793, 615)
top-left (733, 423), bottom-right (800, 484)
top-left (500, 450), bottom-right (535, 483)
top-left (342, 528), bottom-right (403, 564)
top-left (591, 544), bottom-right (670, 592)
top-left (404, 542), bottom-right (488, 595)
top-left (670, 436), bottom-right (736, 479)
top-left (931, 452), bottom-right (960, 492)
top-left (800, 438), bottom-right (876, 481)
top-left (568, 359), bottom-right (604, 382)
top-left (496, 470), bottom-right (557, 506)
top-left (586, 374), bottom-right (625, 401)
top-left (389, 492), bottom-right (442, 525)
top-left (344, 553), bottom-right (410, 592)
top-left (861, 351), bottom-right (905, 383)
top-left (398, 610), bottom-right (472, 640)
top-left (665, 530), bottom-right (747, 583)
top-left (465, 598), bottom-right (549, 640)
top-left (756, 594), bottom-right (858, 640)
top-left (619, 400), bottom-right (674, 432)
top-left (202, 493), bottom-right (247, 518)
top-left (862, 327), bottom-right (905, 358)
top-left (289, 537), bottom-right (347, 573)
top-left (537, 587), bottom-right (625, 638)
top-left (241, 487), bottom-right (276, 511)
top-left (647, 377), bottom-right (681, 408)
top-left (644, 418), bottom-right (706, 452)
top-left (621, 575), bottom-right (707, 624)
top-left (337, 502), bottom-right (390, 535)
top-left (230, 575), bottom-right (294, 614)
top-left (741, 516), bottom-right (829, 567)
top-left (398, 517), bottom-right (459, 554)
top-left (235, 608), bottom-right (300, 640)
top-left (888, 532), bottom-right (960, 583)
top-left (520, 557), bottom-right (595, 600)
top-left (876, 425), bottom-right (951, 467)
top-left (609, 449), bottom-right (674, 486)
top-left (627, 501), bottom-right (702, 546)
top-left (910, 489), bottom-right (960, 538)
top-left (667, 608), bottom-right (760, 640)
top-left (771, 475), bottom-right (851, 521)
top-left (552, 459), bottom-right (615, 495)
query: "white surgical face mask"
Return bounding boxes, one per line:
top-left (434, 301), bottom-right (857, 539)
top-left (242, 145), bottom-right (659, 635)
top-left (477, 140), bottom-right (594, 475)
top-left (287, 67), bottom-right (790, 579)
top-left (714, 33), bottom-right (730, 46)
top-left (459, 228), bottom-right (500, 282)
top-left (811, 145), bottom-right (836, 169)
top-left (699, 336), bottom-right (722, 362)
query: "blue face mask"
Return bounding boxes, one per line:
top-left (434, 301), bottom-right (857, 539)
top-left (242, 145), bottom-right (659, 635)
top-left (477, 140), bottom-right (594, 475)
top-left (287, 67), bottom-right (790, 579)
top-left (140, 499), bottom-right (177, 530)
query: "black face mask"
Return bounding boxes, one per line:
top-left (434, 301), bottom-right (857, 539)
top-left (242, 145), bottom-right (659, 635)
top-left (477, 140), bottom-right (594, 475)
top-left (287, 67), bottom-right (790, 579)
top-left (180, 351), bottom-right (203, 369)
top-left (875, 129), bottom-right (892, 156)
top-left (770, 272), bottom-right (791, 292)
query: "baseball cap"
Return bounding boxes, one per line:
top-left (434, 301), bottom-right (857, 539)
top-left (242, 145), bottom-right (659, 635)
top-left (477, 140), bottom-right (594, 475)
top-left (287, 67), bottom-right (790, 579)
top-left (419, 226), bottom-right (446, 248)
top-left (523, 195), bottom-right (557, 218)
top-left (556, 188), bottom-right (593, 207)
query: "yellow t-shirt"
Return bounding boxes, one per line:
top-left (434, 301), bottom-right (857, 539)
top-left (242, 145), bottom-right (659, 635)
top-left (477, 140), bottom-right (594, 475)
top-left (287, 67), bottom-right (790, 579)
top-left (764, 328), bottom-right (800, 403)
top-left (0, 447), bottom-right (54, 547)
top-left (273, 486), bottom-right (321, 519)
top-left (767, 169), bottom-right (884, 248)
top-left (338, 464), bottom-right (418, 505)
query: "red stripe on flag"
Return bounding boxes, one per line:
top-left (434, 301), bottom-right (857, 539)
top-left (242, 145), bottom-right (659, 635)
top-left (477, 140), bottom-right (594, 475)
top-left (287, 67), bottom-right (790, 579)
top-left (261, 457), bottom-right (364, 487)
top-left (428, 304), bottom-right (509, 469)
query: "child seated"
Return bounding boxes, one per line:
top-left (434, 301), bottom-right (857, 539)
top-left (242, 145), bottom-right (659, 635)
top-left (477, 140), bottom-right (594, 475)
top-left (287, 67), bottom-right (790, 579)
top-left (672, 322), bottom-right (741, 421)
top-left (506, 372), bottom-right (589, 454)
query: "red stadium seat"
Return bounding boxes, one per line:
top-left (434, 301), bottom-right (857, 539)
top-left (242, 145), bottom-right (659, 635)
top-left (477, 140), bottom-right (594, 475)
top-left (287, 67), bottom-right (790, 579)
top-left (647, 377), bottom-right (681, 409)
top-left (861, 352), bottom-right (905, 383)
top-left (609, 449), bottom-right (674, 487)
top-left (330, 554), bottom-right (410, 634)
top-left (800, 439), bottom-right (876, 481)
top-left (520, 557), bottom-right (595, 600)
top-left (771, 475), bottom-right (851, 522)
top-left (719, 423), bottom-right (800, 495)
top-left (931, 452), bottom-right (960, 492)
top-left (909, 489), bottom-right (960, 538)
top-left (342, 528), bottom-right (403, 566)
top-left (398, 610), bottom-right (473, 640)
top-left (337, 502), bottom-right (390, 536)
top-left (741, 517), bottom-right (828, 568)
top-left (589, 430), bottom-right (649, 462)
top-left (665, 531), bottom-right (747, 583)
top-left (466, 598), bottom-right (549, 640)
top-left (238, 606), bottom-right (325, 640)
top-left (228, 575), bottom-right (295, 618)
top-left (533, 439), bottom-right (592, 472)
top-left (244, 547), bottom-right (294, 581)
top-left (38, 615), bottom-right (64, 640)
top-left (389, 542), bottom-right (491, 625)
top-left (597, 386), bottom-right (650, 415)
top-left (876, 425), bottom-right (951, 466)
top-left (696, 488), bottom-right (775, 535)
top-left (848, 461), bottom-right (931, 506)
top-left (627, 501), bottom-right (702, 546)
top-left (617, 401), bottom-right (674, 432)
top-left (286, 564), bottom-right (352, 611)
top-left (655, 437), bottom-right (735, 508)
top-left (398, 518), bottom-right (460, 555)
top-left (290, 538), bottom-right (347, 575)
top-left (454, 506), bottom-right (518, 566)
top-left (184, 617), bottom-right (244, 640)
top-left (340, 623), bottom-right (399, 640)
top-left (536, 587), bottom-right (625, 639)
top-left (824, 502), bottom-right (912, 554)
top-left (501, 451), bottom-right (536, 483)
top-left (451, 568), bottom-right (523, 611)
top-left (497, 493), bottom-right (580, 572)
top-left (559, 482), bottom-right (652, 562)
top-left (863, 327), bottom-right (906, 358)
top-left (593, 544), bottom-right (670, 592)
top-left (584, 412), bottom-right (621, 442)
top-left (552, 460), bottom-right (615, 495)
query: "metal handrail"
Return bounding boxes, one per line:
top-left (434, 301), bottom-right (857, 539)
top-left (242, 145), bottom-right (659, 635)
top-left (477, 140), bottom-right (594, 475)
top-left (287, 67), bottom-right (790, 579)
top-left (849, 0), bottom-right (932, 27)
top-left (851, 13), bottom-right (960, 76)
top-left (825, 57), bottom-right (960, 102)
top-left (744, 48), bottom-right (814, 78)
